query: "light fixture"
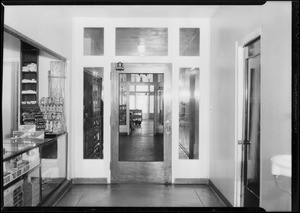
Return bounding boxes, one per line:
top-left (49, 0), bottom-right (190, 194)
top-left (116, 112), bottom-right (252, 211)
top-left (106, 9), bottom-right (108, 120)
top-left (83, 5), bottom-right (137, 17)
top-left (116, 62), bottom-right (124, 71)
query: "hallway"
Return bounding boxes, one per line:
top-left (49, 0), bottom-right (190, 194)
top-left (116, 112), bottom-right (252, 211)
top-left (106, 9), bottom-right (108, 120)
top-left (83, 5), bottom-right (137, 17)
top-left (119, 119), bottom-right (163, 161)
top-left (56, 184), bottom-right (225, 207)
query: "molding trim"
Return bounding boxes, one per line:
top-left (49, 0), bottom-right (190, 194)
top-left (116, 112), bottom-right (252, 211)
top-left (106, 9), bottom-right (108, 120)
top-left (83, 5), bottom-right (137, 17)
top-left (174, 178), bottom-right (209, 184)
top-left (73, 178), bottom-right (108, 184)
top-left (209, 180), bottom-right (233, 207)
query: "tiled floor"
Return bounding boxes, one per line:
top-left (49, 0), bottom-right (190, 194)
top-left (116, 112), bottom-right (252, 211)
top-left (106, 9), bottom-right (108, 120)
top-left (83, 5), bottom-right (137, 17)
top-left (56, 184), bottom-right (226, 207)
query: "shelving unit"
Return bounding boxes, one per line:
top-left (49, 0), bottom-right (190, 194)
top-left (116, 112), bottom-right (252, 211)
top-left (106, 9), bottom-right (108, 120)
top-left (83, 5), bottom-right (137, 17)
top-left (20, 41), bottom-right (40, 126)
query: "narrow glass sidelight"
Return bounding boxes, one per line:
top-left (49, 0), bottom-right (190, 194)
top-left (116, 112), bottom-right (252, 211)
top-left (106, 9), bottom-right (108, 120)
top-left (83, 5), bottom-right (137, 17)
top-left (83, 67), bottom-right (104, 159)
top-left (84, 28), bottom-right (104, 56)
top-left (179, 68), bottom-right (200, 159)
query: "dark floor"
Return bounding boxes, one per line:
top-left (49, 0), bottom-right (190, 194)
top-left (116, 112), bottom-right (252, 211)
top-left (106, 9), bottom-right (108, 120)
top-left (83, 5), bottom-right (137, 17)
top-left (119, 119), bottom-right (163, 161)
top-left (56, 184), bottom-right (226, 207)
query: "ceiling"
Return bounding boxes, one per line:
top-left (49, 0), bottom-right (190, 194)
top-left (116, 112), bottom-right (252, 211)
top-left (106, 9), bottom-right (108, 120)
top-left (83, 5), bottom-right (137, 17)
top-left (6, 5), bottom-right (219, 19)
top-left (63, 6), bottom-right (219, 18)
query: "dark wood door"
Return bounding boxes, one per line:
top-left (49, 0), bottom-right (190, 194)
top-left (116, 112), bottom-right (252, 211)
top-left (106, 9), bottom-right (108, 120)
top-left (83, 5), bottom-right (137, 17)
top-left (242, 38), bottom-right (261, 207)
top-left (110, 63), bottom-right (172, 183)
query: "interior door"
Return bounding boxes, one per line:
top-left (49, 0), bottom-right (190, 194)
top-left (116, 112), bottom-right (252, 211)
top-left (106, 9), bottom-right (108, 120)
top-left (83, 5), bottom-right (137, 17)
top-left (110, 63), bottom-right (172, 183)
top-left (241, 38), bottom-right (261, 207)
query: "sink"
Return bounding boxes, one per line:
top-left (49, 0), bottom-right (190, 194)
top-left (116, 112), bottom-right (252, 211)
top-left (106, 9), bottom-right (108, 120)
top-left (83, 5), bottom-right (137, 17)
top-left (271, 155), bottom-right (291, 177)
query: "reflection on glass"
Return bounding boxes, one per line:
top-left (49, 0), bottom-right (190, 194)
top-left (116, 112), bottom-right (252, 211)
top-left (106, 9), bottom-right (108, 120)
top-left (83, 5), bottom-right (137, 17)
top-left (83, 67), bottom-right (104, 159)
top-left (116, 28), bottom-right (168, 56)
top-left (179, 68), bottom-right (199, 159)
top-left (41, 135), bottom-right (67, 201)
top-left (157, 87), bottom-right (164, 128)
top-left (84, 28), bottom-right (104, 56)
top-left (180, 28), bottom-right (200, 56)
top-left (246, 39), bottom-right (260, 58)
top-left (119, 86), bottom-right (127, 126)
top-left (246, 53), bottom-right (261, 197)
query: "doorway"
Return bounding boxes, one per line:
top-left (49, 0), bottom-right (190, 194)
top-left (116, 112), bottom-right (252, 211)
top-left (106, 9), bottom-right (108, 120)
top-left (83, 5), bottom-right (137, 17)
top-left (241, 37), bottom-right (261, 207)
top-left (111, 63), bottom-right (172, 183)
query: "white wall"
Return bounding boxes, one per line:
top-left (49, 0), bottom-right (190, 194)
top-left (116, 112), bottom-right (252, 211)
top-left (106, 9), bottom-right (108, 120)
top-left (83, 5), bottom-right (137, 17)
top-left (210, 2), bottom-right (291, 211)
top-left (4, 6), bottom-right (73, 59)
top-left (2, 32), bottom-right (20, 138)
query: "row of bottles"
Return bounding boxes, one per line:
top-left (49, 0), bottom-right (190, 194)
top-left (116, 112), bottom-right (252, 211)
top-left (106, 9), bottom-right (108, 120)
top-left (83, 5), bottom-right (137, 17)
top-left (40, 97), bottom-right (64, 112)
top-left (39, 97), bottom-right (65, 133)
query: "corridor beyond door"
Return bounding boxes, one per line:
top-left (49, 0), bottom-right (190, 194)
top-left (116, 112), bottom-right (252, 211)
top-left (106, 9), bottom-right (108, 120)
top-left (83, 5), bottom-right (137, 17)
top-left (111, 63), bottom-right (172, 183)
top-left (119, 119), bottom-right (163, 161)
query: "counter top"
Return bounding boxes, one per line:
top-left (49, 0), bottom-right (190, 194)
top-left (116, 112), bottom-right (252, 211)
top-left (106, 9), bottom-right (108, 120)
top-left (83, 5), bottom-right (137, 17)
top-left (3, 132), bottom-right (67, 161)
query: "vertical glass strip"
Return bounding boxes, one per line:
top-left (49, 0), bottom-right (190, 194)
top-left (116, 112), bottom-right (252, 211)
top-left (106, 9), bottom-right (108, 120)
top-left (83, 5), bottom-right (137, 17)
top-left (179, 68), bottom-right (200, 159)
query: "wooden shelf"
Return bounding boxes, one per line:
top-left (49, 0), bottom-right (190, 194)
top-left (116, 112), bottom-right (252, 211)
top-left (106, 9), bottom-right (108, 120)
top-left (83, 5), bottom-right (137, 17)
top-left (20, 41), bottom-right (39, 125)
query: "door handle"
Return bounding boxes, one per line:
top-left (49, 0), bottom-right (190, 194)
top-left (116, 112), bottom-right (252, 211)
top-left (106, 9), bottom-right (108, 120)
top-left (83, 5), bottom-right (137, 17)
top-left (238, 140), bottom-right (251, 145)
top-left (166, 120), bottom-right (171, 134)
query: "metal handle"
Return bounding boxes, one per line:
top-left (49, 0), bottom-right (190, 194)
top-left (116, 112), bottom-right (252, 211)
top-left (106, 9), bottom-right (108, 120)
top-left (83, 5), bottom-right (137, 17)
top-left (238, 140), bottom-right (251, 145)
top-left (166, 120), bottom-right (171, 134)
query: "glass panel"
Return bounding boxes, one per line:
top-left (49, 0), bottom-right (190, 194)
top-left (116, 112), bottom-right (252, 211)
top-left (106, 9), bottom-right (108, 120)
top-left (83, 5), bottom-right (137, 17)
top-left (119, 74), bottom-right (127, 83)
top-left (246, 39), bottom-right (260, 58)
top-left (150, 85), bottom-right (154, 92)
top-left (119, 73), bottom-right (163, 162)
top-left (246, 55), bottom-right (260, 196)
top-left (179, 68), bottom-right (200, 159)
top-left (157, 86), bottom-right (164, 126)
top-left (158, 74), bottom-right (164, 82)
top-left (136, 85), bottom-right (148, 92)
top-left (41, 135), bottom-right (67, 201)
top-left (119, 86), bottom-right (127, 126)
top-left (180, 28), bottom-right (200, 56)
top-left (136, 93), bottom-right (148, 113)
top-left (150, 95), bottom-right (154, 113)
top-left (116, 28), bottom-right (168, 56)
top-left (2, 32), bottom-right (20, 139)
top-left (84, 28), bottom-right (104, 56)
top-left (83, 67), bottom-right (104, 159)
top-left (130, 85), bottom-right (135, 91)
top-left (129, 95), bottom-right (135, 109)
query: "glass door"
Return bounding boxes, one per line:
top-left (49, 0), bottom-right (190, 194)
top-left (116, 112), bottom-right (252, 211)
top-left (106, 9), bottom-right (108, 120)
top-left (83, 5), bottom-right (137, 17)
top-left (241, 38), bottom-right (261, 207)
top-left (111, 63), bottom-right (172, 183)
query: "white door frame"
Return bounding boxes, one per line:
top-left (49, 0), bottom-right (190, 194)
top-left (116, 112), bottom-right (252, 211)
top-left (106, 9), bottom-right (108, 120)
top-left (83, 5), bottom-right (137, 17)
top-left (72, 17), bottom-right (209, 183)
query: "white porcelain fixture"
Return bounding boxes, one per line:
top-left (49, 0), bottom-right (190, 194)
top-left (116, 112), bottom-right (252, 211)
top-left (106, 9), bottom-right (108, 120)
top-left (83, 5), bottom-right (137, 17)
top-left (271, 155), bottom-right (291, 177)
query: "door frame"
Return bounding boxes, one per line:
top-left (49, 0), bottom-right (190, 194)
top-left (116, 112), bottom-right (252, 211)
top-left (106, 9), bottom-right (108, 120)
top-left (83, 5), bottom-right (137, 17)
top-left (235, 27), bottom-right (262, 207)
top-left (110, 63), bottom-right (172, 183)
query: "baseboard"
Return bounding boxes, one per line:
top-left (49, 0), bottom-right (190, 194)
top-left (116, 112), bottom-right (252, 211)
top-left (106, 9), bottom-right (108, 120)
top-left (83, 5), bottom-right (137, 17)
top-left (72, 178), bottom-right (108, 184)
top-left (174, 178), bottom-right (209, 184)
top-left (42, 179), bottom-right (72, 206)
top-left (209, 180), bottom-right (233, 207)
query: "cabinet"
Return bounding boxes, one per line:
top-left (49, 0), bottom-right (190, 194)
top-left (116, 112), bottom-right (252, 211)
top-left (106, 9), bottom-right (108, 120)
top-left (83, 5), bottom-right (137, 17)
top-left (2, 134), bottom-right (67, 207)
